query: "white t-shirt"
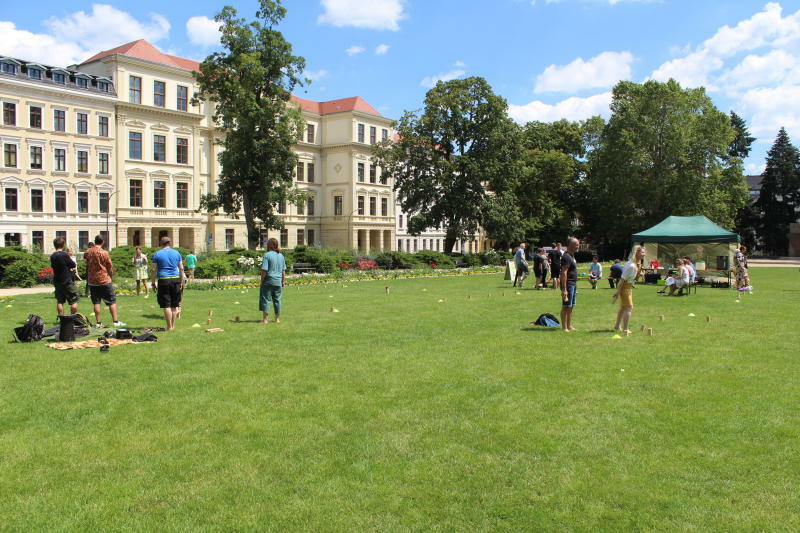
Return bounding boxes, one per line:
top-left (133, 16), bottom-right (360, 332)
top-left (621, 261), bottom-right (638, 284)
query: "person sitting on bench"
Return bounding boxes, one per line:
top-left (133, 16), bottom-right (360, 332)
top-left (659, 259), bottom-right (690, 296)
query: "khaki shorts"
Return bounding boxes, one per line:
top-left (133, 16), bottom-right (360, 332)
top-left (54, 283), bottom-right (80, 305)
top-left (619, 284), bottom-right (633, 308)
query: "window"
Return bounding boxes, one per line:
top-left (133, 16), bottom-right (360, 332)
top-left (369, 196), bottom-right (376, 216)
top-left (176, 138), bottom-right (188, 164)
top-left (176, 183), bottom-right (188, 209)
top-left (153, 135), bottom-right (166, 162)
top-left (307, 124), bottom-right (315, 143)
top-left (357, 123), bottom-right (365, 143)
top-left (77, 112), bottom-right (88, 134)
top-left (32, 231), bottom-right (44, 251)
top-left (55, 190), bottom-right (66, 212)
top-left (78, 231), bottom-right (89, 250)
top-left (98, 116), bottom-right (109, 137)
top-left (53, 72), bottom-right (65, 84)
top-left (153, 181), bottom-right (166, 208)
top-left (77, 191), bottom-right (88, 213)
top-left (307, 162), bottom-right (315, 183)
top-left (307, 197), bottom-right (315, 216)
top-left (5, 188), bottom-right (17, 211)
top-left (56, 230), bottom-right (67, 242)
top-left (334, 195), bottom-right (343, 216)
top-left (297, 229), bottom-right (305, 246)
top-left (414, 240), bottom-right (418, 252)
top-left (225, 229), bottom-right (234, 249)
top-left (99, 153), bottom-right (109, 175)
top-left (129, 179), bottom-right (142, 207)
top-left (382, 128), bottom-right (388, 141)
top-left (29, 106), bottom-right (41, 128)
top-left (129, 132), bottom-right (142, 159)
top-left (76, 77), bottom-right (88, 89)
top-left (30, 189), bottom-right (43, 212)
top-left (3, 103), bottom-right (15, 125)
top-left (398, 239), bottom-right (402, 251)
top-left (177, 85), bottom-right (188, 111)
top-left (30, 146), bottom-right (42, 170)
top-left (54, 148), bottom-right (66, 171)
top-left (381, 198), bottom-right (388, 217)
top-left (370, 126), bottom-right (376, 144)
top-left (4, 144), bottom-right (17, 168)
top-left (357, 196), bottom-right (364, 216)
top-left (296, 201), bottom-right (304, 215)
top-left (129, 76), bottom-right (141, 103)
top-left (399, 215), bottom-right (403, 229)
top-left (99, 192), bottom-right (109, 214)
top-left (277, 200), bottom-right (286, 214)
top-left (77, 151), bottom-right (88, 173)
top-left (280, 229), bottom-right (288, 248)
top-left (307, 229), bottom-right (315, 246)
top-left (369, 165), bottom-right (376, 183)
top-left (28, 68), bottom-right (42, 79)
top-left (296, 161), bottom-right (304, 181)
top-left (153, 81), bottom-right (166, 107)
top-left (379, 168), bottom-right (387, 185)
top-left (357, 162), bottom-right (365, 182)
top-left (2, 63), bottom-right (17, 75)
top-left (98, 81), bottom-right (109, 92)
top-left (54, 109), bottom-right (65, 132)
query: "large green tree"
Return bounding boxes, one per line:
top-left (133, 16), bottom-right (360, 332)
top-left (730, 111), bottom-right (758, 249)
top-left (193, 0), bottom-right (306, 249)
top-left (754, 128), bottom-right (800, 255)
top-left (373, 77), bottom-right (522, 252)
top-left (584, 79), bottom-right (748, 249)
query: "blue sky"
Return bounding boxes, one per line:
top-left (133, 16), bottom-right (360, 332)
top-left (4, 0), bottom-right (800, 173)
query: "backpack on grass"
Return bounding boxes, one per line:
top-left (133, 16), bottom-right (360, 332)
top-left (533, 313), bottom-right (560, 327)
top-left (13, 314), bottom-right (45, 343)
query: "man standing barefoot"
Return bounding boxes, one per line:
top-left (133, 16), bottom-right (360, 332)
top-left (150, 236), bottom-right (185, 331)
top-left (560, 238), bottom-right (580, 331)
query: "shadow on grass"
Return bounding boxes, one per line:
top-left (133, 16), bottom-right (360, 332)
top-left (519, 327), bottom-right (560, 332)
top-left (587, 329), bottom-right (618, 334)
top-left (230, 319), bottom-right (262, 323)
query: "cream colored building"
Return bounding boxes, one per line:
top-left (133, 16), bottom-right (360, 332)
top-left (0, 55), bottom-right (117, 252)
top-left (76, 40), bottom-right (396, 253)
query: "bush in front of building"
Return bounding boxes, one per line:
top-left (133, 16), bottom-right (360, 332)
top-left (1, 254), bottom-right (50, 288)
top-left (0, 247), bottom-right (30, 283)
top-left (413, 250), bottom-right (455, 269)
top-left (373, 251), bottom-right (423, 269)
top-left (195, 256), bottom-right (233, 280)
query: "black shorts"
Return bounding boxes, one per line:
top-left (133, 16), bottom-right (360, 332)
top-left (157, 278), bottom-right (183, 309)
top-left (89, 284), bottom-right (116, 306)
top-left (54, 283), bottom-right (80, 305)
top-left (516, 263), bottom-right (529, 274)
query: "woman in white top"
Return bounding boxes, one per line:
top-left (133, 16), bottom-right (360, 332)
top-left (665, 259), bottom-right (690, 296)
top-left (132, 246), bottom-right (150, 297)
top-left (612, 245), bottom-right (644, 334)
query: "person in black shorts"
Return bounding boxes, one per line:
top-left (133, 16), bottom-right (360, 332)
top-left (50, 236), bottom-right (79, 316)
top-left (560, 237), bottom-right (580, 332)
top-left (150, 236), bottom-right (185, 331)
top-left (548, 243), bottom-right (562, 289)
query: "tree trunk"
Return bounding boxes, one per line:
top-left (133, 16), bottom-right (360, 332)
top-left (443, 225), bottom-right (459, 254)
top-left (242, 194), bottom-right (259, 250)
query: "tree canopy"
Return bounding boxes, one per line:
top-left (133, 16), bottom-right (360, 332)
top-left (193, 0), bottom-right (307, 249)
top-left (754, 128), bottom-right (800, 255)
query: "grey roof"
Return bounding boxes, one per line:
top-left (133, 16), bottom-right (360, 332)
top-left (0, 55), bottom-right (116, 96)
top-left (746, 175), bottom-right (762, 191)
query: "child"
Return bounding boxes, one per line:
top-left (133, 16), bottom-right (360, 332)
top-left (132, 246), bottom-right (149, 297)
top-left (588, 255), bottom-right (602, 289)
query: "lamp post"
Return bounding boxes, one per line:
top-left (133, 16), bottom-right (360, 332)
top-left (346, 207), bottom-right (359, 250)
top-left (104, 189), bottom-right (118, 250)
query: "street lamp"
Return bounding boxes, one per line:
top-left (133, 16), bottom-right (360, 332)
top-left (104, 189), bottom-right (119, 250)
top-left (346, 207), bottom-right (359, 250)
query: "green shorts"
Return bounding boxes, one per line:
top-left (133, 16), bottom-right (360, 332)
top-left (54, 283), bottom-right (80, 305)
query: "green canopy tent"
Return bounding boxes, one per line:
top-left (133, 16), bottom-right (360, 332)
top-left (631, 216), bottom-right (740, 270)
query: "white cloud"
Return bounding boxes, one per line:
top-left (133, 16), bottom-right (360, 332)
top-left (534, 51), bottom-right (634, 93)
top-left (746, 162), bottom-right (766, 175)
top-left (454, 60), bottom-right (466, 67)
top-left (186, 16), bottom-right (220, 47)
top-left (303, 69), bottom-right (329, 81)
top-left (318, 0), bottom-right (406, 31)
top-left (345, 45), bottom-right (365, 56)
top-left (719, 49), bottom-right (797, 91)
top-left (508, 92), bottom-right (612, 123)
top-left (0, 4), bottom-right (170, 66)
top-left (650, 50), bottom-right (724, 89)
top-left (375, 44), bottom-right (390, 55)
top-left (738, 85), bottom-right (800, 138)
top-left (420, 69), bottom-right (466, 88)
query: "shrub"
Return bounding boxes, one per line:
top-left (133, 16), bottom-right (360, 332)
top-left (479, 250), bottom-right (503, 266)
top-left (2, 255), bottom-right (49, 288)
top-left (414, 250), bottom-right (454, 269)
top-left (461, 254), bottom-right (482, 267)
top-left (195, 257), bottom-right (232, 280)
top-left (0, 248), bottom-right (30, 281)
top-left (315, 255), bottom-right (337, 273)
top-left (37, 267), bottom-right (54, 284)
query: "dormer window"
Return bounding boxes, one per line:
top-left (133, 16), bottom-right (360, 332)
top-left (98, 81), bottom-right (109, 92)
top-left (1, 59), bottom-right (19, 75)
top-left (28, 68), bottom-right (42, 79)
top-left (76, 78), bottom-right (88, 88)
top-left (53, 73), bottom-right (66, 84)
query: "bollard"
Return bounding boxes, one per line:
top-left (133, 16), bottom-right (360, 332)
top-left (647, 328), bottom-right (654, 336)
top-left (706, 316), bottom-right (711, 322)
top-left (206, 318), bottom-right (212, 326)
top-left (659, 315), bottom-right (665, 321)
top-left (208, 310), bottom-right (213, 317)
top-left (640, 324), bottom-right (645, 331)
top-left (235, 316), bottom-right (240, 323)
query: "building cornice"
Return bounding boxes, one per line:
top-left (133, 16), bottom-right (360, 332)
top-left (116, 102), bottom-right (204, 122)
top-left (0, 78), bottom-right (117, 107)
top-left (99, 55), bottom-right (196, 79)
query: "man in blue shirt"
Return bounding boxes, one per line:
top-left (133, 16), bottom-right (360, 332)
top-left (150, 236), bottom-right (185, 330)
top-left (513, 242), bottom-right (529, 288)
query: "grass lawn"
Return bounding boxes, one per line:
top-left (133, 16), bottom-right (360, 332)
top-left (1, 268), bottom-right (799, 531)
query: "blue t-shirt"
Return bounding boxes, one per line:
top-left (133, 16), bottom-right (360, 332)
top-left (514, 248), bottom-right (526, 266)
top-left (152, 247), bottom-right (182, 278)
top-left (261, 251), bottom-right (286, 285)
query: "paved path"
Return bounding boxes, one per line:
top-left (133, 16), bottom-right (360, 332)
top-left (749, 258), bottom-right (800, 267)
top-left (0, 286), bottom-right (53, 298)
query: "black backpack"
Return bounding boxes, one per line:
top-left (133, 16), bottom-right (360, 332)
top-left (14, 314), bottom-right (45, 343)
top-left (533, 313), bottom-right (560, 327)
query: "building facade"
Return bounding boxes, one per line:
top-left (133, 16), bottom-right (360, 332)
top-left (0, 55), bottom-right (117, 251)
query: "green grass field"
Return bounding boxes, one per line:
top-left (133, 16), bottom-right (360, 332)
top-left (1, 268), bottom-right (799, 531)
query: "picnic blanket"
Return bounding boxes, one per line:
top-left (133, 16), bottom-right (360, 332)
top-left (48, 338), bottom-right (137, 351)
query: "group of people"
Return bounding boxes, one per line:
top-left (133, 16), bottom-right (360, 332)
top-left (513, 242), bottom-right (566, 290)
top-left (50, 236), bottom-right (194, 331)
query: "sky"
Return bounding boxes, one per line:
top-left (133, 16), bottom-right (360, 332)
top-left (3, 0), bottom-right (800, 174)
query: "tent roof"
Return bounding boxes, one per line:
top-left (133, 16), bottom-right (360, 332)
top-left (632, 216), bottom-right (740, 243)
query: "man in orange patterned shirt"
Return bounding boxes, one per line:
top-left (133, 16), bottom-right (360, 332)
top-left (84, 234), bottom-right (125, 327)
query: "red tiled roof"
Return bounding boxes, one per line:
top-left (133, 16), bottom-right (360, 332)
top-left (81, 40), bottom-right (200, 72)
top-left (292, 95), bottom-right (382, 117)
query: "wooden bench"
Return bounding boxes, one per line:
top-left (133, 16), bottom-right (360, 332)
top-left (293, 262), bottom-right (315, 274)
